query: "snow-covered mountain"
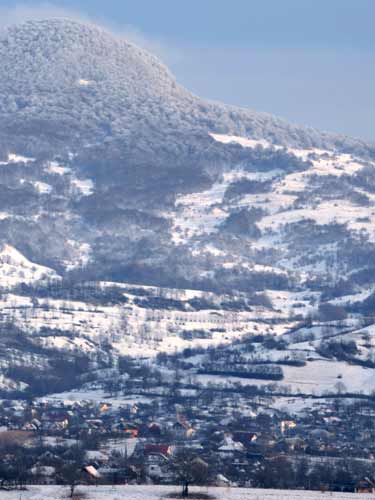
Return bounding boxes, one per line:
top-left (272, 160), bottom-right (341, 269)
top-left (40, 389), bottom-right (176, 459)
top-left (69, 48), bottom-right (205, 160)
top-left (0, 19), bottom-right (375, 399)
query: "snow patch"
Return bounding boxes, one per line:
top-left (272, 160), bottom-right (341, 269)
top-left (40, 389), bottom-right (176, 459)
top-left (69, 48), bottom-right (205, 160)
top-left (33, 181), bottom-right (52, 194)
top-left (63, 240), bottom-right (92, 271)
top-left (77, 78), bottom-right (93, 86)
top-left (0, 244), bottom-right (61, 288)
top-left (0, 153), bottom-right (35, 165)
top-left (46, 161), bottom-right (71, 176)
top-left (71, 177), bottom-right (94, 196)
top-left (210, 133), bottom-right (283, 151)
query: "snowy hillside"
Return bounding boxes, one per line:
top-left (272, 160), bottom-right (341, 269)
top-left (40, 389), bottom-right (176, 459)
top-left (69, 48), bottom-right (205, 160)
top-left (175, 133), bottom-right (375, 285)
top-left (0, 269), bottom-right (373, 400)
top-left (0, 18), bottom-right (374, 402)
top-left (1, 19), bottom-right (371, 152)
top-left (0, 244), bottom-right (60, 287)
top-left (0, 18), bottom-right (373, 293)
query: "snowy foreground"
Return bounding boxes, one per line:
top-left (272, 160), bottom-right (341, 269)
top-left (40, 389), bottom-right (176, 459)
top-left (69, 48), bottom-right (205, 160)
top-left (1, 486), bottom-right (373, 500)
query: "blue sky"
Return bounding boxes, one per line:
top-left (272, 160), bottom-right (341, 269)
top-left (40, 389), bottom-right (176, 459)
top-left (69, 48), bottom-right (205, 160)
top-left (1, 0), bottom-right (374, 141)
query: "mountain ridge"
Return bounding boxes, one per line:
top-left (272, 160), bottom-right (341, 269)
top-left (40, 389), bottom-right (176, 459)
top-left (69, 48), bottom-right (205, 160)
top-left (0, 18), bottom-right (373, 156)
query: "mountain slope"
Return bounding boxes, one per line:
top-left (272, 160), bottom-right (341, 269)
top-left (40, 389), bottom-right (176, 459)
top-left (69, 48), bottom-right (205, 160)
top-left (0, 244), bottom-right (61, 287)
top-left (0, 19), bottom-right (374, 400)
top-left (0, 19), bottom-right (372, 154)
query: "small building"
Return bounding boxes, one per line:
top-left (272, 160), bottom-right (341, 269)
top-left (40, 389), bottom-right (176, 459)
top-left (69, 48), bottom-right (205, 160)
top-left (281, 420), bottom-right (297, 434)
top-left (144, 444), bottom-right (171, 456)
top-left (83, 465), bottom-right (101, 482)
top-left (355, 478), bottom-right (375, 494)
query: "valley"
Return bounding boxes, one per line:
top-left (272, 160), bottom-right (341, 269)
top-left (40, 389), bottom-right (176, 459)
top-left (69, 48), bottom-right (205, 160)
top-left (0, 17), bottom-right (374, 494)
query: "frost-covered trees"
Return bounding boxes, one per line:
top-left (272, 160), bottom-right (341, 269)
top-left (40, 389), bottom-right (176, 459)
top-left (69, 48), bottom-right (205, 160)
top-left (1, 18), bottom-right (371, 157)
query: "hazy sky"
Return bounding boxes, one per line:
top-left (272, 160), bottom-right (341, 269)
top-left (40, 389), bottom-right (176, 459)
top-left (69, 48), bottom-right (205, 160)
top-left (1, 0), bottom-right (374, 141)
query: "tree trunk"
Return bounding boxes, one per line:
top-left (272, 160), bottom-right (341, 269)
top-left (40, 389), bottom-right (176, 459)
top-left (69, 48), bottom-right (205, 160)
top-left (182, 481), bottom-right (189, 497)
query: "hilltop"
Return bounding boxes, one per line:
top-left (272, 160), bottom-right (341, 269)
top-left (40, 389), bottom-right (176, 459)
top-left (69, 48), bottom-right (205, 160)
top-left (0, 19), bottom-right (371, 154)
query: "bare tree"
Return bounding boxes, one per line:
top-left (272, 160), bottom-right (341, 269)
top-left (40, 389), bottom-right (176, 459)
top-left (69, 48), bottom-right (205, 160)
top-left (60, 445), bottom-right (84, 498)
top-left (171, 448), bottom-right (210, 497)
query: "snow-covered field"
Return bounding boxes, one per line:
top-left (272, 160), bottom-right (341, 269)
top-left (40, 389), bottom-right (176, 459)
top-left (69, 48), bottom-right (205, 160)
top-left (194, 357), bottom-right (375, 395)
top-left (1, 485), bottom-right (372, 499)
